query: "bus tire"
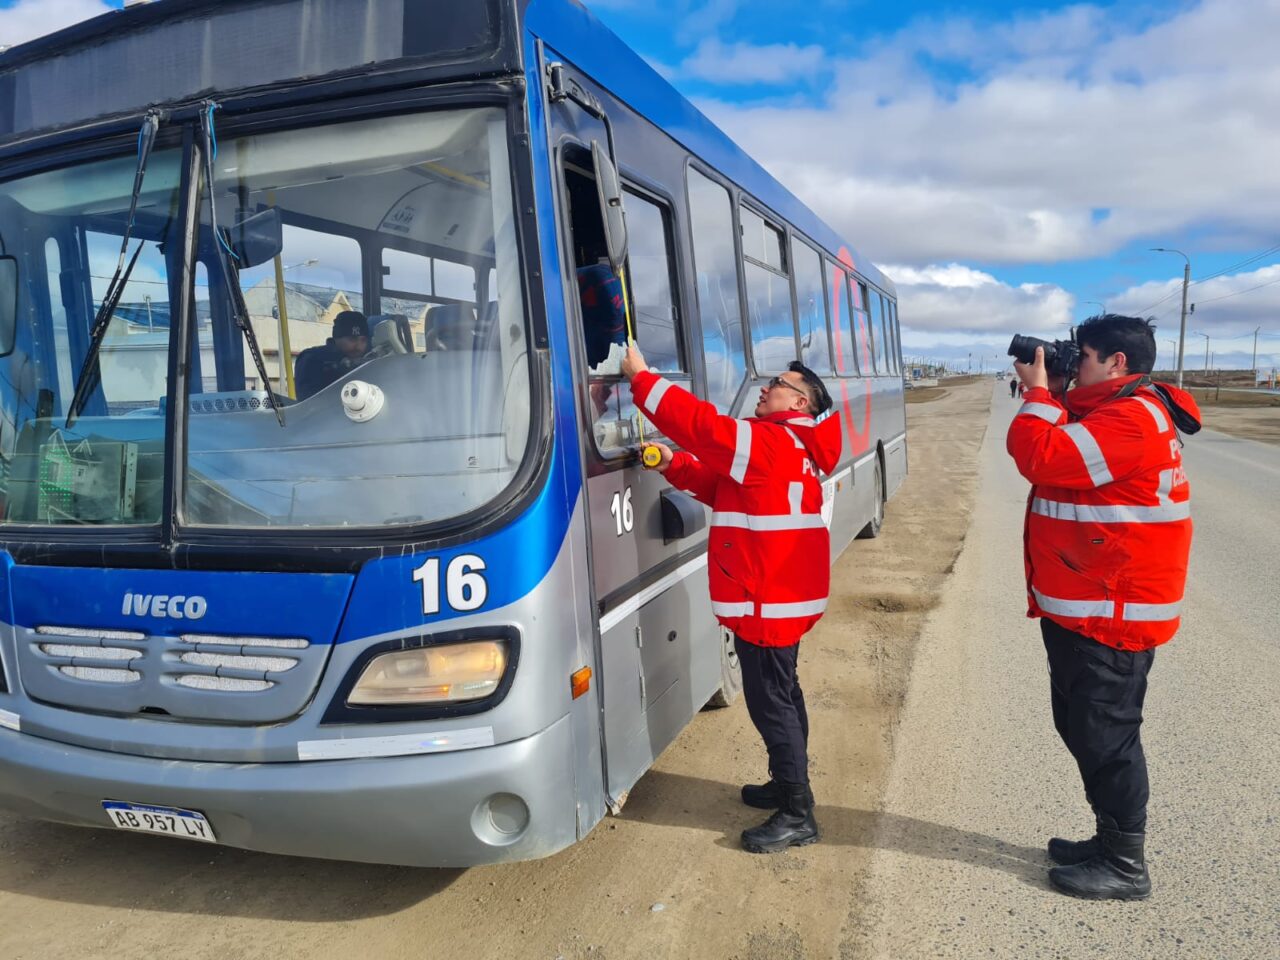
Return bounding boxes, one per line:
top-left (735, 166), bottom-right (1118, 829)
top-left (856, 456), bottom-right (885, 540)
top-left (705, 626), bottom-right (742, 708)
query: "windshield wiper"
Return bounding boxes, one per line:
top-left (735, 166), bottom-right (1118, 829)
top-left (200, 101), bottom-right (285, 427)
top-left (65, 110), bottom-right (162, 428)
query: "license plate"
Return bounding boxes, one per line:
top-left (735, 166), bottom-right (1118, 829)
top-left (102, 800), bottom-right (217, 843)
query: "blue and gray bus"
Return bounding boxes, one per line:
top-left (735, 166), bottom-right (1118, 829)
top-left (0, 0), bottom-right (906, 866)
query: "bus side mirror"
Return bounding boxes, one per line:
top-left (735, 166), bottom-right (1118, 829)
top-left (0, 256), bottom-right (18, 357)
top-left (591, 140), bottom-right (628, 273)
top-left (229, 208), bottom-right (283, 268)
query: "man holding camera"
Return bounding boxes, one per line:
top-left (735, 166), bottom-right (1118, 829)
top-left (1008, 314), bottom-right (1200, 901)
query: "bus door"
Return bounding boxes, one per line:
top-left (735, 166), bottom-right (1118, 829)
top-left (545, 60), bottom-right (714, 807)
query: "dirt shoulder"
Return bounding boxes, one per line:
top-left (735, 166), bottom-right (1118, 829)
top-left (1192, 399), bottom-right (1274, 445)
top-left (1161, 386), bottom-right (1280, 446)
top-left (0, 381), bottom-right (995, 960)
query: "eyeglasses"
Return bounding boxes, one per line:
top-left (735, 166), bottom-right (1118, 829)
top-left (767, 375), bottom-right (810, 400)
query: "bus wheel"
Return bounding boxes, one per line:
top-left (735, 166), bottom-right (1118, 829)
top-left (706, 626), bottom-right (742, 708)
top-left (856, 456), bottom-right (885, 540)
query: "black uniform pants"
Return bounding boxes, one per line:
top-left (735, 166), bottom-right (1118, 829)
top-left (1041, 618), bottom-right (1155, 833)
top-left (735, 636), bottom-right (809, 785)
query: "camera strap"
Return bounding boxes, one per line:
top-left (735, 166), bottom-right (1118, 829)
top-left (1120, 375), bottom-right (1201, 441)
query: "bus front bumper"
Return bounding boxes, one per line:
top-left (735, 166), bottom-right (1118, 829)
top-left (0, 715), bottom-right (578, 867)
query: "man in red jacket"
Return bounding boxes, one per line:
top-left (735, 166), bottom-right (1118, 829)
top-left (622, 343), bottom-right (842, 853)
top-left (1009, 314), bottom-right (1200, 900)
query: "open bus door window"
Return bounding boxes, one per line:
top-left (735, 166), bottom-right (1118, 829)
top-left (0, 147), bottom-right (182, 526)
top-left (563, 154), bottom-right (686, 457)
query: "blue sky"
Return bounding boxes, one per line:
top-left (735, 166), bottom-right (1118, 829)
top-left (3, 0), bottom-right (1279, 372)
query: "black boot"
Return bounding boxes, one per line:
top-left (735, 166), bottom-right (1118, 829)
top-left (1049, 827), bottom-right (1151, 900)
top-left (740, 780), bottom-right (783, 809)
top-left (741, 782), bottom-right (819, 854)
top-left (740, 780), bottom-right (814, 810)
top-left (1048, 812), bottom-right (1102, 865)
top-left (1048, 832), bottom-right (1102, 866)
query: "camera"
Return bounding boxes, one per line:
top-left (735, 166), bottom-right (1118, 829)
top-left (341, 380), bottom-right (384, 422)
top-left (1008, 334), bottom-right (1081, 381)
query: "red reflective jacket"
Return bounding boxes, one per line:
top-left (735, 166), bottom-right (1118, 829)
top-left (1007, 375), bottom-right (1201, 651)
top-left (631, 372), bottom-right (843, 647)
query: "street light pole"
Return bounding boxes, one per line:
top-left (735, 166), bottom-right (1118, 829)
top-left (1082, 299), bottom-right (1105, 317)
top-left (1253, 326), bottom-right (1261, 378)
top-left (1164, 338), bottom-right (1177, 373)
top-left (1151, 248), bottom-right (1190, 389)
top-left (1194, 331), bottom-right (1209, 372)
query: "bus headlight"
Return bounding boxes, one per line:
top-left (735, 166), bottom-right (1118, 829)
top-left (347, 640), bottom-right (508, 706)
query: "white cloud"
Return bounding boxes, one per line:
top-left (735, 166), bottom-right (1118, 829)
top-left (889, 260), bottom-right (1280, 371)
top-left (694, 0), bottom-right (1280, 267)
top-left (592, 0), bottom-right (745, 47)
top-left (681, 38), bottom-right (827, 85)
top-left (0, 0), bottom-right (113, 48)
top-left (884, 262), bottom-right (1072, 337)
top-left (1108, 263), bottom-right (1280, 369)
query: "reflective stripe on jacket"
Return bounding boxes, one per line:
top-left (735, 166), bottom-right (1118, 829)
top-left (631, 371), bottom-right (842, 647)
top-left (1007, 375), bottom-right (1201, 651)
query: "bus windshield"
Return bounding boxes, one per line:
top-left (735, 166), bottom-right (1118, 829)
top-left (0, 106), bottom-right (533, 530)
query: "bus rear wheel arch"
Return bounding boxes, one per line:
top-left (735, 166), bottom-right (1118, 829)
top-left (856, 450), bottom-right (886, 540)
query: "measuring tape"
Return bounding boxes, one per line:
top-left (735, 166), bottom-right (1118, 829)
top-left (618, 267), bottom-right (662, 470)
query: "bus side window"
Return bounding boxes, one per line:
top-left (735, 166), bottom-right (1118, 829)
top-left (870, 293), bottom-right (890, 376)
top-left (621, 189), bottom-right (684, 375)
top-left (687, 168), bottom-right (746, 414)
top-left (851, 280), bottom-right (873, 375)
top-left (888, 299), bottom-right (902, 375)
top-left (381, 248), bottom-right (475, 353)
top-left (865, 288), bottom-right (885, 373)
top-left (740, 205), bottom-right (796, 375)
top-left (229, 225), bottom-right (363, 396)
top-left (794, 239), bottom-right (832, 375)
top-left (829, 261), bottom-right (857, 377)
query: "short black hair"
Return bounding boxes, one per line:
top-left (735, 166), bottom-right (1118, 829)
top-left (1076, 314), bottom-right (1157, 375)
top-left (788, 361), bottom-right (833, 417)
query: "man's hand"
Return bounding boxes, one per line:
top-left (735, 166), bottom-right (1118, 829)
top-left (588, 380), bottom-right (613, 418)
top-left (621, 342), bottom-right (648, 380)
top-left (641, 441), bottom-right (674, 473)
top-left (1014, 346), bottom-right (1049, 392)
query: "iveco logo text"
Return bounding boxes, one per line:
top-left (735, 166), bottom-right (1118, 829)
top-left (121, 592), bottom-right (208, 620)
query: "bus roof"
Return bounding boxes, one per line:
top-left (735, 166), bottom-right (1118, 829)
top-left (0, 0), bottom-right (890, 292)
top-left (0, 0), bottom-right (520, 148)
top-left (526, 0), bottom-right (891, 293)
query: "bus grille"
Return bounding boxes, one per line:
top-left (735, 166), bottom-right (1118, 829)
top-left (16, 625), bottom-right (326, 723)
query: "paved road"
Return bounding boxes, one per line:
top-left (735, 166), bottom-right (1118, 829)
top-left (857, 384), bottom-right (1280, 959)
